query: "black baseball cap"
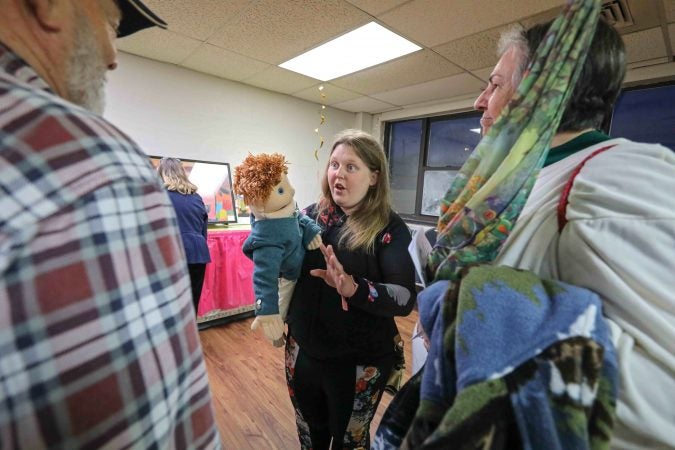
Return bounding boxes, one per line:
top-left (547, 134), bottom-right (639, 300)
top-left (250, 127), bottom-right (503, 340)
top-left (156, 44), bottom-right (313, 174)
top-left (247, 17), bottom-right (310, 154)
top-left (117, 0), bottom-right (168, 38)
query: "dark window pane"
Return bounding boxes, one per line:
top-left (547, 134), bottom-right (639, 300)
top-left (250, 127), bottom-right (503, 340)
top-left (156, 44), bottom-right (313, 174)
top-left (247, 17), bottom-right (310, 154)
top-left (427, 115), bottom-right (481, 167)
top-left (610, 84), bottom-right (675, 150)
top-left (389, 120), bottom-right (422, 214)
top-left (422, 170), bottom-right (457, 216)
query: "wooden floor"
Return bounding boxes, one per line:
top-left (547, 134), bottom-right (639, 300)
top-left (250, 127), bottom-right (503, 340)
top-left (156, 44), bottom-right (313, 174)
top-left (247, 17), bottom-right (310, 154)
top-left (199, 311), bottom-right (417, 449)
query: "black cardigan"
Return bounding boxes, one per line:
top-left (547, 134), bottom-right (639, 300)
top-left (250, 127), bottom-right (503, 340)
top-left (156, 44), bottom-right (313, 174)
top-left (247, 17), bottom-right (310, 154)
top-left (287, 204), bottom-right (417, 364)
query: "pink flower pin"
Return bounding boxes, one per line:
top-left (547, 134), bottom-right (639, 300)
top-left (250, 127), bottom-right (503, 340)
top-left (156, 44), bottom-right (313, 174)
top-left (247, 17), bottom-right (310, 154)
top-left (382, 232), bottom-right (392, 245)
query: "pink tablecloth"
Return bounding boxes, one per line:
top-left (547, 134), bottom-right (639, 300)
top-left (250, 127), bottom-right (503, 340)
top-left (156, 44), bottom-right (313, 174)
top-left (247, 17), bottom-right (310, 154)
top-left (197, 229), bottom-right (254, 319)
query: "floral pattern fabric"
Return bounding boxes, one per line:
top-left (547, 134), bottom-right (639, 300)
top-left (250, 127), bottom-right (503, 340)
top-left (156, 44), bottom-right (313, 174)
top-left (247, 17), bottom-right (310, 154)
top-left (285, 336), bottom-right (313, 450)
top-left (344, 366), bottom-right (383, 449)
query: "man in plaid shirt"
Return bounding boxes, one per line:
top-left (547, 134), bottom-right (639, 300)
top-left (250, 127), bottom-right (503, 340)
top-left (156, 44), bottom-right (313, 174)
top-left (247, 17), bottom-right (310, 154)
top-left (0, 1), bottom-right (220, 448)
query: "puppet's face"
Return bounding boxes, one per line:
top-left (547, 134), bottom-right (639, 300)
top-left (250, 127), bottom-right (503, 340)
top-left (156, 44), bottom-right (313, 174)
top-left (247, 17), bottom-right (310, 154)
top-left (251, 173), bottom-right (295, 216)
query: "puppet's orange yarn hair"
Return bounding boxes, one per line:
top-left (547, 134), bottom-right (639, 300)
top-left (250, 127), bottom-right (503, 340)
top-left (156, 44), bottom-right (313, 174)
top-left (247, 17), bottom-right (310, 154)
top-left (233, 153), bottom-right (289, 205)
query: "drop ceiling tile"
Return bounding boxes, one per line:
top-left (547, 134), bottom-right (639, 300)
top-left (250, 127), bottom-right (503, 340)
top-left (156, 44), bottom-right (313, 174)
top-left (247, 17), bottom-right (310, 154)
top-left (181, 44), bottom-right (271, 81)
top-left (611, 1), bottom-right (663, 35)
top-left (206, 0), bottom-right (370, 64)
top-left (331, 50), bottom-right (462, 94)
top-left (140, 0), bottom-right (251, 41)
top-left (624, 60), bottom-right (675, 84)
top-left (470, 67), bottom-right (494, 83)
top-left (116, 0), bottom-right (675, 114)
top-left (371, 72), bottom-right (484, 106)
top-left (433, 24), bottom-right (516, 70)
top-left (626, 57), bottom-right (671, 70)
top-left (666, 0), bottom-right (675, 22)
top-left (344, 0), bottom-right (411, 16)
top-left (242, 67), bottom-right (319, 95)
top-left (331, 96), bottom-right (401, 114)
top-left (117, 29), bottom-right (202, 65)
top-left (379, 0), bottom-right (564, 47)
top-left (623, 27), bottom-right (668, 63)
top-left (293, 83), bottom-right (363, 105)
top-left (402, 93), bottom-right (480, 112)
top-left (523, 1), bottom-right (662, 36)
top-left (519, 5), bottom-right (563, 29)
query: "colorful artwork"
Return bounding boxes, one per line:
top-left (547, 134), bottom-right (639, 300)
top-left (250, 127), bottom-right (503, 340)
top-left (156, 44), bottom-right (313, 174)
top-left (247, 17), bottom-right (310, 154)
top-left (149, 156), bottom-right (237, 224)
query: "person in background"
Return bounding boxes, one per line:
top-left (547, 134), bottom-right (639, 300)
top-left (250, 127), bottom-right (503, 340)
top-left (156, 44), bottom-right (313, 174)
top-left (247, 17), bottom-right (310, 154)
top-left (285, 129), bottom-right (417, 449)
top-left (157, 157), bottom-right (211, 313)
top-left (0, 1), bottom-right (220, 448)
top-left (475, 18), bottom-right (675, 448)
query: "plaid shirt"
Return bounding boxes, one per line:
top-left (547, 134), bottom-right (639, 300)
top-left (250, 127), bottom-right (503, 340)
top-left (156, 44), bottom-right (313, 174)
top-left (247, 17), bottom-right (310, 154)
top-left (0, 44), bottom-right (220, 449)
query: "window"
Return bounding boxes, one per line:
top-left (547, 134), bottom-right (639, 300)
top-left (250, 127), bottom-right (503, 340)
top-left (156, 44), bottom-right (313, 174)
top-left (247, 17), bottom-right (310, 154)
top-left (609, 83), bottom-right (675, 150)
top-left (388, 119), bottom-right (422, 215)
top-left (386, 82), bottom-right (674, 224)
top-left (386, 112), bottom-right (481, 223)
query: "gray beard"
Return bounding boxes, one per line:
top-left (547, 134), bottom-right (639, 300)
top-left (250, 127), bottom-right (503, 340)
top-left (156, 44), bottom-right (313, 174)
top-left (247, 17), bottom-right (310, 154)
top-left (65, 13), bottom-right (107, 115)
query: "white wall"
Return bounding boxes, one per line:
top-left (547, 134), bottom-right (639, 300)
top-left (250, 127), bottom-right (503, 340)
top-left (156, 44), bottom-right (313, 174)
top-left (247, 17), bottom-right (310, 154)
top-left (104, 52), bottom-right (356, 210)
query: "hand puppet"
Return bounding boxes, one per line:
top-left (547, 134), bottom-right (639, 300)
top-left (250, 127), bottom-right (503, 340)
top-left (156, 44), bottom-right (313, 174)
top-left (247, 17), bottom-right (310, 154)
top-left (234, 153), bottom-right (322, 346)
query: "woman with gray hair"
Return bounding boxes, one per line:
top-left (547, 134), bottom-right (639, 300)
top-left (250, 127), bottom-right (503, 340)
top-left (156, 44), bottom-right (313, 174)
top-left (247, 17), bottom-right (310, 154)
top-left (475, 18), bottom-right (675, 449)
top-left (379, 7), bottom-right (674, 448)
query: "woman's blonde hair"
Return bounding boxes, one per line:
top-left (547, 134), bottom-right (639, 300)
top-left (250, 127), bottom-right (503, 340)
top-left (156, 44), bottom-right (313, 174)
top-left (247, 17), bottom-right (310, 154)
top-left (157, 157), bottom-right (198, 195)
top-left (318, 129), bottom-right (391, 253)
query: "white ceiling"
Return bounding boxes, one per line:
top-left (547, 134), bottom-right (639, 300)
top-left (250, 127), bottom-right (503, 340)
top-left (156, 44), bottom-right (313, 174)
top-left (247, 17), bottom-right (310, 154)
top-left (118, 0), bottom-right (675, 115)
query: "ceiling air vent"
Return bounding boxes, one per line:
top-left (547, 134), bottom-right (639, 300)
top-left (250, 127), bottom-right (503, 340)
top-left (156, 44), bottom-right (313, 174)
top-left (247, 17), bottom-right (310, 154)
top-left (601, 0), bottom-right (634, 28)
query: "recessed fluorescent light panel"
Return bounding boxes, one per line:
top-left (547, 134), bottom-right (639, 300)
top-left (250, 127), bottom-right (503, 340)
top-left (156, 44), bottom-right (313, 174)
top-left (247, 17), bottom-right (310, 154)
top-left (279, 22), bottom-right (421, 81)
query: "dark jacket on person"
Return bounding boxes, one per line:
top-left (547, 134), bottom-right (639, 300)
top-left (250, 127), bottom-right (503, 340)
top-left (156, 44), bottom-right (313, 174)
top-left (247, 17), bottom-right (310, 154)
top-left (287, 203), bottom-right (417, 364)
top-left (168, 191), bottom-right (210, 264)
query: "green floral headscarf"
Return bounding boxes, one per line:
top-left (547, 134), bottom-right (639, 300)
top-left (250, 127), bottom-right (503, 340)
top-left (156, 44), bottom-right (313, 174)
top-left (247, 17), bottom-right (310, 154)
top-left (428, 0), bottom-right (601, 282)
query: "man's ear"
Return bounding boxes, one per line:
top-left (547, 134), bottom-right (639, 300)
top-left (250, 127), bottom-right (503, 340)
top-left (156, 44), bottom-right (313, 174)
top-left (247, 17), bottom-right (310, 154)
top-left (27, 0), bottom-right (68, 32)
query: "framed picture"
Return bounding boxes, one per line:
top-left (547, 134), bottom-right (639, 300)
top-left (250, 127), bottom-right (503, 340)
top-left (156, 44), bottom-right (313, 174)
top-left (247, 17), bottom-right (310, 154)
top-left (149, 156), bottom-right (237, 225)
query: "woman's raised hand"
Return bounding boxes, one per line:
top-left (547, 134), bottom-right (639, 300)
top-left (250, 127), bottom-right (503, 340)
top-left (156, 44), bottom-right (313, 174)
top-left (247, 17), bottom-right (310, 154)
top-left (310, 244), bottom-right (358, 307)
